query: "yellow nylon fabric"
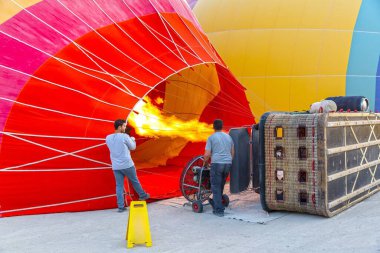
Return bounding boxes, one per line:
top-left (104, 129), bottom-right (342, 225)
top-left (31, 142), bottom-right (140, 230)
top-left (0, 0), bottom-right (41, 24)
top-left (194, 0), bottom-right (362, 117)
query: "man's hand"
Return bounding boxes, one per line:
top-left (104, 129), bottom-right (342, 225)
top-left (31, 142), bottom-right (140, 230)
top-left (203, 149), bottom-right (211, 167)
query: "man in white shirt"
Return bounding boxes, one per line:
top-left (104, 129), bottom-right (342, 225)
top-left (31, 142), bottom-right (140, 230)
top-left (106, 119), bottom-right (149, 212)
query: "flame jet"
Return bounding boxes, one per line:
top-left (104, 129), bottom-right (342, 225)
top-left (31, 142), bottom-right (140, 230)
top-left (129, 97), bottom-right (214, 142)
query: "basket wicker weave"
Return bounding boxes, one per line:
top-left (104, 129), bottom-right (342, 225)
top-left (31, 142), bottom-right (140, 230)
top-left (261, 112), bottom-right (380, 217)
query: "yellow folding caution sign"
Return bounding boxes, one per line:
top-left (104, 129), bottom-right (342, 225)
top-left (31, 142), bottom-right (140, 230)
top-left (126, 201), bottom-right (152, 248)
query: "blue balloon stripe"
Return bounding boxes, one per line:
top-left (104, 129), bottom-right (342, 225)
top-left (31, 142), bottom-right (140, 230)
top-left (376, 57), bottom-right (380, 112)
top-left (346, 0), bottom-right (380, 111)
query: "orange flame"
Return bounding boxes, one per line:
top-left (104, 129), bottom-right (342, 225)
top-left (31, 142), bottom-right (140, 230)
top-left (128, 97), bottom-right (213, 142)
top-left (155, 97), bottom-right (164, 105)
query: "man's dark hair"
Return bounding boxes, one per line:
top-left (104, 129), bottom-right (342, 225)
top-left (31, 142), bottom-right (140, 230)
top-left (213, 119), bottom-right (223, 130)
top-left (114, 119), bottom-right (126, 130)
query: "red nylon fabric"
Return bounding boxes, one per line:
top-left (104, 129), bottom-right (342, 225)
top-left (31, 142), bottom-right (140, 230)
top-left (0, 5), bottom-right (254, 217)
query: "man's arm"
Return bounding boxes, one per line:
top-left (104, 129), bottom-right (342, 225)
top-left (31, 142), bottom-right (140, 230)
top-left (231, 144), bottom-right (235, 159)
top-left (124, 134), bottom-right (136, 150)
top-left (203, 137), bottom-right (211, 166)
top-left (203, 149), bottom-right (211, 164)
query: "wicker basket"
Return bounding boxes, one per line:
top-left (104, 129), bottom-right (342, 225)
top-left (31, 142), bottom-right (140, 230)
top-left (260, 112), bottom-right (380, 217)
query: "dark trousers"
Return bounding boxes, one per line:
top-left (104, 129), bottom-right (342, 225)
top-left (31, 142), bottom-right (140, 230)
top-left (210, 163), bottom-right (231, 213)
top-left (113, 166), bottom-right (147, 209)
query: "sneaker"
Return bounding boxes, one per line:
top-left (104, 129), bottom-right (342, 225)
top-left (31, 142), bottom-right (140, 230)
top-left (139, 193), bottom-right (150, 201)
top-left (117, 207), bottom-right (126, 213)
top-left (213, 211), bottom-right (224, 217)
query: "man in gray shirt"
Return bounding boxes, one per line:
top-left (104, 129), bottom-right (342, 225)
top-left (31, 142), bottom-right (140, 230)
top-left (106, 119), bottom-right (149, 212)
top-left (204, 119), bottom-right (234, 217)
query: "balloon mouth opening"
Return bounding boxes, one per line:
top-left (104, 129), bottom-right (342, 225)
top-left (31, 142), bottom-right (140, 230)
top-left (128, 64), bottom-right (220, 169)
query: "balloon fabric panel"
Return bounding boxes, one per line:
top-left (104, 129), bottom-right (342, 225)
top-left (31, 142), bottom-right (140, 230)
top-left (0, 0), bottom-right (254, 217)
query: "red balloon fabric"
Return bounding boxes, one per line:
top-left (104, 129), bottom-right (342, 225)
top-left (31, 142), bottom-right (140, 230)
top-left (0, 0), bottom-right (254, 217)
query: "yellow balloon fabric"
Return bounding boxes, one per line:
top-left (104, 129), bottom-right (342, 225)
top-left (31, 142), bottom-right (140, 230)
top-left (0, 0), bottom-right (41, 24)
top-left (194, 0), bottom-right (362, 117)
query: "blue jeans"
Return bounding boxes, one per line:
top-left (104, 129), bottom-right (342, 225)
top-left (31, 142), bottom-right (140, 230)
top-left (113, 166), bottom-right (147, 209)
top-left (210, 163), bottom-right (231, 213)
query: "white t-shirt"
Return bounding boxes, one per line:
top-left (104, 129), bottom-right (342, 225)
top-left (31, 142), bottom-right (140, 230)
top-left (205, 132), bottom-right (233, 164)
top-left (105, 133), bottom-right (136, 170)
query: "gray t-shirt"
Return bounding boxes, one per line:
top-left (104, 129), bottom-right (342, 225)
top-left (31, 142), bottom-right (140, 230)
top-left (105, 133), bottom-right (136, 170)
top-left (205, 132), bottom-right (234, 164)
